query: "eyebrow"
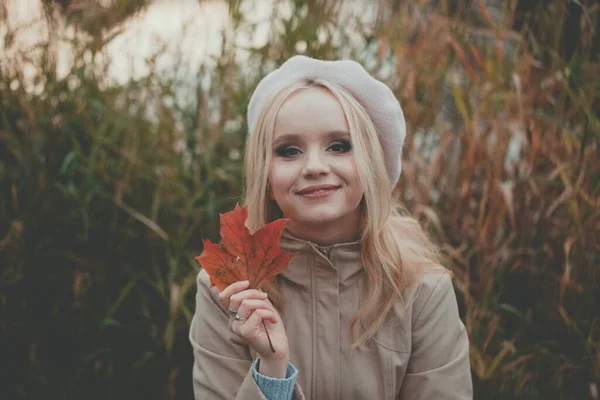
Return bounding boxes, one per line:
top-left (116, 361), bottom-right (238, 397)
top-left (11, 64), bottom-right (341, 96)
top-left (272, 130), bottom-right (350, 146)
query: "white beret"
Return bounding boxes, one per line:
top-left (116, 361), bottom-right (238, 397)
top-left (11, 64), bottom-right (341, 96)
top-left (247, 55), bottom-right (406, 187)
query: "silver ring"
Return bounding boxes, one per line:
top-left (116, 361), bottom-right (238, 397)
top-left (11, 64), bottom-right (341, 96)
top-left (234, 313), bottom-right (245, 321)
top-left (228, 308), bottom-right (237, 317)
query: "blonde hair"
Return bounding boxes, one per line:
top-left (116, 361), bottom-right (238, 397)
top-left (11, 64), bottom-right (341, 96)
top-left (243, 79), bottom-right (448, 348)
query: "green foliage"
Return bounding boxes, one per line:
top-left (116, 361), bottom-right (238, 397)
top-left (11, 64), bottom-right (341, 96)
top-left (0, 24), bottom-right (244, 400)
top-left (1, 0), bottom-right (598, 399)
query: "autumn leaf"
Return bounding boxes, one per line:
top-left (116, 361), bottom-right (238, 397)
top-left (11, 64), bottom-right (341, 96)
top-left (195, 204), bottom-right (293, 291)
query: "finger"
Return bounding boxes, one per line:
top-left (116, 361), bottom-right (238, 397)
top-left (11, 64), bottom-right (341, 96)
top-left (229, 289), bottom-right (268, 313)
top-left (228, 298), bottom-right (270, 333)
top-left (229, 310), bottom-right (254, 334)
top-left (239, 309), bottom-right (278, 338)
top-left (228, 310), bottom-right (250, 331)
top-left (236, 299), bottom-right (273, 320)
top-left (218, 280), bottom-right (249, 308)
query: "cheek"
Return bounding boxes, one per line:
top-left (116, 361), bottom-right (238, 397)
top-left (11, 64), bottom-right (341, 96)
top-left (341, 159), bottom-right (360, 181)
top-left (267, 169), bottom-right (286, 200)
top-left (267, 168), bottom-right (276, 200)
top-left (269, 163), bottom-right (296, 191)
top-left (268, 183), bottom-right (275, 200)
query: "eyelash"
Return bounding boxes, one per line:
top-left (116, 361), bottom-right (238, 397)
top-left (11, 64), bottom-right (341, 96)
top-left (275, 140), bottom-right (352, 158)
top-left (328, 140), bottom-right (352, 153)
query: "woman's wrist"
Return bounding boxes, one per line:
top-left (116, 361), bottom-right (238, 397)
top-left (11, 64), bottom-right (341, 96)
top-left (258, 353), bottom-right (290, 378)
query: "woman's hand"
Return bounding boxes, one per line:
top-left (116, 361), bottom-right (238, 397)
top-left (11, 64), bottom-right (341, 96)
top-left (218, 280), bottom-right (290, 378)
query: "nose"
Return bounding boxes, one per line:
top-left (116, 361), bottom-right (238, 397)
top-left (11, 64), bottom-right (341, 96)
top-left (302, 149), bottom-right (330, 178)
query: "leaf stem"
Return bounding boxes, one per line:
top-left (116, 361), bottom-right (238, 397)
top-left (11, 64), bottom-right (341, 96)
top-left (263, 320), bottom-right (276, 353)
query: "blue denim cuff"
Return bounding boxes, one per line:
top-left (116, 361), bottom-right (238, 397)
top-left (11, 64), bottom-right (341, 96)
top-left (251, 357), bottom-right (298, 400)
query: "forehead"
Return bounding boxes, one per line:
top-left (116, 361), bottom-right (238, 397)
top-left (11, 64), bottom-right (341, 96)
top-left (273, 87), bottom-right (349, 138)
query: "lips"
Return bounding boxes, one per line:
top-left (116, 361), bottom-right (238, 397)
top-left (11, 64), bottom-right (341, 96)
top-left (296, 184), bottom-right (340, 196)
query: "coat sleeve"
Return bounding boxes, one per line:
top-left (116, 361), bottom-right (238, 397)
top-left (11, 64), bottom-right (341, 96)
top-left (399, 273), bottom-right (473, 399)
top-left (189, 270), bottom-right (305, 400)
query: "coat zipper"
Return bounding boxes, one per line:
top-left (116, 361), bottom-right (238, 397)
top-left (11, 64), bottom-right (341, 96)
top-left (310, 255), bottom-right (317, 399)
top-left (315, 244), bottom-right (333, 259)
top-left (313, 244), bottom-right (336, 398)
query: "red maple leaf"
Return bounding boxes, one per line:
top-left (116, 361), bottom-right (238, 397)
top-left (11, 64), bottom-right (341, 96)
top-left (196, 204), bottom-right (293, 291)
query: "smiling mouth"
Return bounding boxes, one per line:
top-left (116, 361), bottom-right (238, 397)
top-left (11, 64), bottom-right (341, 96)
top-left (296, 185), bottom-right (340, 198)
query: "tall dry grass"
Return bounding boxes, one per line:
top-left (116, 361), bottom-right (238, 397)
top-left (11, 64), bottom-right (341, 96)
top-left (377, 1), bottom-right (599, 397)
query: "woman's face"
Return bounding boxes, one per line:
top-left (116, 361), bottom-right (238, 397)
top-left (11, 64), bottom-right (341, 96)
top-left (268, 87), bottom-right (364, 241)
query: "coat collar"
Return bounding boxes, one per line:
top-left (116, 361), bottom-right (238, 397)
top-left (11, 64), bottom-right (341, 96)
top-left (278, 229), bottom-right (363, 286)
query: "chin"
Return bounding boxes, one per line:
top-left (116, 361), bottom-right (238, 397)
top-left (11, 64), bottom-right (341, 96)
top-left (297, 210), bottom-right (351, 226)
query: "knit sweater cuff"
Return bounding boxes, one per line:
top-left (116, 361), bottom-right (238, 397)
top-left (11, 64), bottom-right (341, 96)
top-left (251, 358), bottom-right (298, 400)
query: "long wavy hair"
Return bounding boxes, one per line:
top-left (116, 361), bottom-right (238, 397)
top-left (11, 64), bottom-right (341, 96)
top-left (243, 79), bottom-right (448, 348)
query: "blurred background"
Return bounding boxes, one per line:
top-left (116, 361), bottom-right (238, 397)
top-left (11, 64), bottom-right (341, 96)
top-left (0, 0), bottom-right (598, 399)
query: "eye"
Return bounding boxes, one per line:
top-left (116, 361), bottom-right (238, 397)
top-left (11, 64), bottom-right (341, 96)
top-left (327, 140), bottom-right (352, 153)
top-left (275, 145), bottom-right (303, 158)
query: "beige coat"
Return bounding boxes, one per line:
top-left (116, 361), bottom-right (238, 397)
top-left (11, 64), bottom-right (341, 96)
top-left (190, 232), bottom-right (473, 399)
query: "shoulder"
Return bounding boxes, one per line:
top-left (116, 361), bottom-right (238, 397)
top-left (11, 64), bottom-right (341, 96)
top-left (197, 268), bottom-right (212, 287)
top-left (407, 272), bottom-right (456, 325)
top-left (371, 272), bottom-right (454, 352)
top-left (196, 268), bottom-right (214, 294)
top-left (195, 269), bottom-right (227, 314)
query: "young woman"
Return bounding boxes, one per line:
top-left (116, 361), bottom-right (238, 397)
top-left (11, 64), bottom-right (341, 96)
top-left (189, 56), bottom-right (473, 399)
